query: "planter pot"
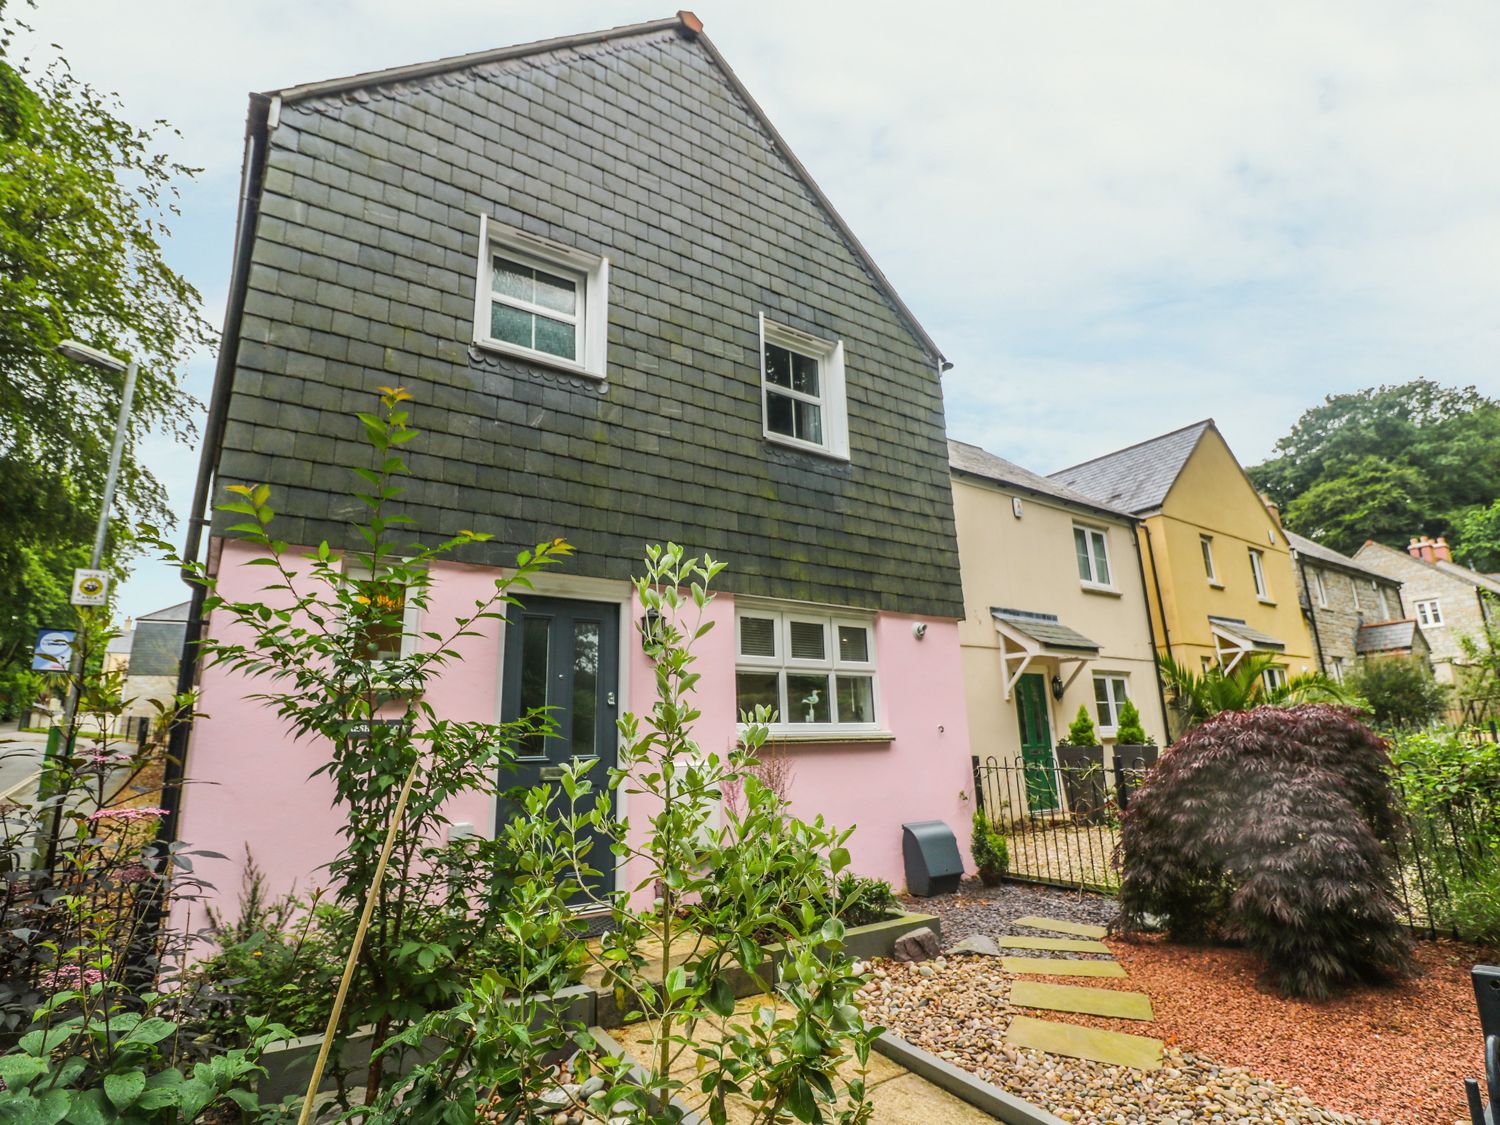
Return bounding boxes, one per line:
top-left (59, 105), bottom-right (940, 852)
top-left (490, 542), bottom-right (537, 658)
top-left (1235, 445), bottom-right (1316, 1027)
top-left (1054, 744), bottom-right (1108, 823)
top-left (1111, 744), bottom-right (1159, 772)
top-left (977, 868), bottom-right (1006, 887)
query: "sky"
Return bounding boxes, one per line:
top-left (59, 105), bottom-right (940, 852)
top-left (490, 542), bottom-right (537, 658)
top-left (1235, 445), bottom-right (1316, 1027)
top-left (17, 1), bottom-right (1500, 618)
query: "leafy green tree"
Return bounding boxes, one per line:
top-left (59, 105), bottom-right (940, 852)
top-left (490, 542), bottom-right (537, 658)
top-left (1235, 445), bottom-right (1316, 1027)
top-left (1282, 456), bottom-right (1430, 555)
top-left (0, 5), bottom-right (211, 708)
top-left (1453, 500), bottom-right (1500, 573)
top-left (1156, 652), bottom-right (1356, 735)
top-left (1250, 380), bottom-right (1500, 552)
top-left (1342, 657), bottom-right (1448, 729)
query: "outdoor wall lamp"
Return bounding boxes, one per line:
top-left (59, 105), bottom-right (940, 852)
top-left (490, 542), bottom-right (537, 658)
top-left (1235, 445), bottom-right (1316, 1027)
top-left (640, 608), bottom-right (662, 649)
top-left (1051, 675), bottom-right (1065, 700)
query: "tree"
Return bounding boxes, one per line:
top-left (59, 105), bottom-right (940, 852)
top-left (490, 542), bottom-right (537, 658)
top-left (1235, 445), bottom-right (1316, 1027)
top-left (1118, 705), bottom-right (1412, 999)
top-left (1156, 651), bottom-right (1355, 734)
top-left (1453, 500), bottom-right (1500, 573)
top-left (1250, 380), bottom-right (1500, 553)
top-left (0, 5), bottom-right (211, 709)
top-left (1282, 456), bottom-right (1430, 555)
top-left (1342, 657), bottom-right (1449, 730)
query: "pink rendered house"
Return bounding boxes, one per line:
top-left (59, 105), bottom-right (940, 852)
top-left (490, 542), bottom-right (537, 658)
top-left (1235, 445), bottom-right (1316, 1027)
top-left (166, 14), bottom-right (974, 913)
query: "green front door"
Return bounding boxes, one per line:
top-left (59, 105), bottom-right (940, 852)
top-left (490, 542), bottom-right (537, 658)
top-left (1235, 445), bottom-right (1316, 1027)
top-left (1015, 673), bottom-right (1059, 812)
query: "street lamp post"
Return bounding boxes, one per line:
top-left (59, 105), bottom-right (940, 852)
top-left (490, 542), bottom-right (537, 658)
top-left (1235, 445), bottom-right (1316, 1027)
top-left (42, 340), bottom-right (137, 867)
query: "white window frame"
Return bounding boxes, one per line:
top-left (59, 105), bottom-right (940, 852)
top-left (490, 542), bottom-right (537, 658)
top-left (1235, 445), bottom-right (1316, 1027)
top-left (734, 605), bottom-right (878, 735)
top-left (472, 215), bottom-right (609, 379)
top-left (342, 561), bottom-right (421, 663)
top-left (1262, 665), bottom-right (1289, 693)
top-left (758, 315), bottom-right (849, 460)
top-left (1415, 598), bottom-right (1444, 627)
top-left (1073, 524), bottom-right (1114, 590)
top-left (1350, 574), bottom-right (1362, 612)
top-left (1312, 568), bottom-right (1328, 608)
top-left (1201, 536), bottom-right (1220, 586)
top-left (1375, 583), bottom-right (1391, 619)
top-left (1330, 655), bottom-right (1346, 682)
top-left (1249, 548), bottom-right (1271, 601)
top-left (1092, 674), bottom-right (1130, 736)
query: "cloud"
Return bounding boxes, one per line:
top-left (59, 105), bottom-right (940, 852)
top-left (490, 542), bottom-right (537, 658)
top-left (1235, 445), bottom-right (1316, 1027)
top-left (19, 0), bottom-right (1500, 612)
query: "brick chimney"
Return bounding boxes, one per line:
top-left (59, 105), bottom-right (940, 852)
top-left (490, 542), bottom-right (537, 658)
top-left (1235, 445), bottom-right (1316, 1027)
top-left (1432, 536), bottom-right (1451, 562)
top-left (1408, 536), bottom-right (1437, 562)
top-left (1259, 493), bottom-right (1282, 526)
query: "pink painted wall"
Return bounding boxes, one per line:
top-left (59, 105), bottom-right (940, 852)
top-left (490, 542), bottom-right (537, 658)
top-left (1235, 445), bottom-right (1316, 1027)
top-left (178, 543), bottom-right (976, 929)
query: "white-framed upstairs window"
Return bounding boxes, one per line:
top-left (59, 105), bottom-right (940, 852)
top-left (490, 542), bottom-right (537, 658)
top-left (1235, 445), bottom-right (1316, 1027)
top-left (1312, 568), bottom-right (1328, 608)
top-left (1415, 598), bottom-right (1444, 627)
top-left (1350, 574), bottom-right (1362, 612)
top-left (472, 216), bottom-right (609, 379)
top-left (734, 606), bottom-right (877, 734)
top-left (758, 315), bottom-right (849, 460)
top-left (1201, 536), bottom-right (1220, 586)
top-left (1073, 525), bottom-right (1113, 590)
top-left (1092, 674), bottom-right (1130, 736)
top-left (1375, 583), bottom-right (1391, 619)
top-left (1249, 548), bottom-right (1271, 601)
top-left (342, 561), bottom-right (421, 663)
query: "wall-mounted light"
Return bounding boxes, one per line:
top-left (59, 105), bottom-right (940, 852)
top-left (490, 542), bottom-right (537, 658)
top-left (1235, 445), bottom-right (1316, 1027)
top-left (1051, 675), bottom-right (1065, 700)
top-left (1012, 497), bottom-right (1024, 519)
top-left (640, 608), bottom-right (662, 650)
top-left (912, 622), bottom-right (927, 641)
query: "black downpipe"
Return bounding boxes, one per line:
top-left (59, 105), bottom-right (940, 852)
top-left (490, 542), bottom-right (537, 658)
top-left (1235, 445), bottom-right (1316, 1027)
top-left (1131, 522), bottom-right (1171, 745)
top-left (157, 94), bottom-right (273, 849)
top-left (1298, 557), bottom-right (1326, 674)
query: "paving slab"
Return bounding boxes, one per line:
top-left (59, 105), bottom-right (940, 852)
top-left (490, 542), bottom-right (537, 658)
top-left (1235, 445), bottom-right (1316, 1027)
top-left (1008, 980), bottom-right (1154, 1021)
top-left (1011, 915), bottom-right (1108, 940)
top-left (1001, 955), bottom-right (1126, 978)
top-left (995, 935), bottom-right (1112, 954)
top-left (1005, 1014), bottom-right (1163, 1070)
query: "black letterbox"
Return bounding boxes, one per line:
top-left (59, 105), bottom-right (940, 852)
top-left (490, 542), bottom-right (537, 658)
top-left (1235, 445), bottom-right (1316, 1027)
top-left (901, 820), bottom-right (962, 897)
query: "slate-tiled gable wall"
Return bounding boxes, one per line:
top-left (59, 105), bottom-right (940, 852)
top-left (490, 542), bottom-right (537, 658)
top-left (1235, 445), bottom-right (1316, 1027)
top-left (214, 28), bottom-right (963, 617)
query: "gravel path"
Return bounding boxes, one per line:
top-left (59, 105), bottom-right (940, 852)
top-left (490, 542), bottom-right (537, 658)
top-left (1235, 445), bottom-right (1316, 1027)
top-left (860, 958), bottom-right (1380, 1125)
top-left (901, 879), bottom-right (1119, 947)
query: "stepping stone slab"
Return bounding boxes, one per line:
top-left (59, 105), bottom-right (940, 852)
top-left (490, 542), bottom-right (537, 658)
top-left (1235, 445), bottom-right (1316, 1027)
top-left (997, 935), bottom-right (1112, 954)
top-left (1001, 956), bottom-right (1126, 978)
top-left (1009, 980), bottom-right (1154, 1020)
top-left (1005, 1014), bottom-right (1163, 1070)
top-left (1012, 915), bottom-right (1108, 940)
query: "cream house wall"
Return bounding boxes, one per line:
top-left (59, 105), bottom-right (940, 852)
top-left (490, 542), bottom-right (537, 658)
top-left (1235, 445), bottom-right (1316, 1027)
top-left (952, 474), bottom-right (1167, 773)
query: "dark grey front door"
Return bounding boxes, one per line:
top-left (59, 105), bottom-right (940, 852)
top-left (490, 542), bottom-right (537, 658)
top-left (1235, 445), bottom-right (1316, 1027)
top-left (498, 596), bottom-right (619, 900)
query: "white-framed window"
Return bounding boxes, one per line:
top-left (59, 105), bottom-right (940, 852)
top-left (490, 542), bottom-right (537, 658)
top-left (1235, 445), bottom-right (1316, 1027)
top-left (1350, 575), bottom-right (1362, 612)
top-left (1092, 674), bottom-right (1130, 734)
top-left (1074, 525), bottom-right (1113, 589)
top-left (734, 607), bottom-right (876, 732)
top-left (1201, 536), bottom-right (1219, 585)
top-left (1262, 665), bottom-right (1288, 693)
top-left (1330, 655), bottom-right (1346, 682)
top-left (1249, 548), bottom-right (1271, 601)
top-left (1415, 598), bottom-right (1444, 627)
top-left (1312, 568), bottom-right (1328, 608)
top-left (1375, 583), bottom-right (1391, 619)
top-left (343, 562), bottom-right (420, 662)
top-left (758, 315), bottom-right (849, 460)
top-left (471, 216), bottom-right (609, 379)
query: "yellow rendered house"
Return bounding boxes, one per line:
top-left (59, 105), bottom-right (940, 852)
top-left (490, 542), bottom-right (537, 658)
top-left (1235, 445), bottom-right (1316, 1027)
top-left (1050, 421), bottom-right (1317, 718)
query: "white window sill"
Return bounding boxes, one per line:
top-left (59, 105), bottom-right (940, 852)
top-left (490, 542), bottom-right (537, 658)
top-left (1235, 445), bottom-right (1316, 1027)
top-left (1207, 581), bottom-right (1225, 589)
top-left (1080, 583), bottom-right (1121, 597)
top-left (743, 729), bottom-right (894, 746)
top-left (764, 432), bottom-right (850, 463)
top-left (472, 337), bottom-right (606, 382)
top-left (1257, 597), bottom-right (1277, 606)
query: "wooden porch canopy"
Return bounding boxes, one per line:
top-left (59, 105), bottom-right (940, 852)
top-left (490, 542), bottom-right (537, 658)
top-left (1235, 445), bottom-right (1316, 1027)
top-left (1207, 615), bottom-right (1285, 673)
top-left (991, 607), bottom-right (1101, 700)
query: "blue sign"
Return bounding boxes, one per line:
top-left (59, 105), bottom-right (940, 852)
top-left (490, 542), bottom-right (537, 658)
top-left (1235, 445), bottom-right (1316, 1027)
top-left (32, 628), bottom-right (75, 673)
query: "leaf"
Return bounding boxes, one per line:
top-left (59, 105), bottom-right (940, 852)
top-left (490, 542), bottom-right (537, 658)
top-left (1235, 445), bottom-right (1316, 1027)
top-left (704, 975), bottom-right (736, 1017)
top-left (104, 1071), bottom-right (146, 1109)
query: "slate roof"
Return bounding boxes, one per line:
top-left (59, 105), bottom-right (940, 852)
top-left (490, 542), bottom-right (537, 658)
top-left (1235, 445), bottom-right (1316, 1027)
top-left (1208, 615), bottom-right (1286, 652)
top-left (1285, 532), bottom-right (1396, 585)
top-left (1047, 421), bottom-right (1213, 514)
top-left (1434, 560), bottom-right (1500, 597)
top-left (991, 608), bottom-right (1101, 653)
top-left (203, 15), bottom-right (964, 617)
top-left (1357, 619), bottom-right (1420, 655)
top-left (948, 440), bottom-right (1133, 521)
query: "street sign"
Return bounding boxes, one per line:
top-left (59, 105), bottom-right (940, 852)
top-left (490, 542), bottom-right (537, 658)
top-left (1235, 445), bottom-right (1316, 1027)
top-left (31, 628), bottom-right (76, 672)
top-left (70, 569), bottom-right (109, 606)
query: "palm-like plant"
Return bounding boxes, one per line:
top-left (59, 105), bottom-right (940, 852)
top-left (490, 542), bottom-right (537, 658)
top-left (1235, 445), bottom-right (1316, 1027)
top-left (1157, 652), bottom-right (1363, 732)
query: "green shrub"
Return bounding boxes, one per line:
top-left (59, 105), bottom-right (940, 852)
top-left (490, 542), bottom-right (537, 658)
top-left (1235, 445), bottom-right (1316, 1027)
top-left (834, 874), bottom-right (899, 928)
top-left (1114, 698), bottom-right (1152, 745)
top-left (1119, 704), bottom-right (1412, 998)
top-left (971, 809), bottom-right (1009, 883)
top-left (1066, 704), bottom-right (1099, 746)
top-left (1345, 657), bottom-right (1449, 729)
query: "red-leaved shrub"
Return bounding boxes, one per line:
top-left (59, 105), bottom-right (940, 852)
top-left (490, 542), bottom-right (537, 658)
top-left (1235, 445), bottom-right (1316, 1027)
top-left (1117, 704), bottom-right (1412, 998)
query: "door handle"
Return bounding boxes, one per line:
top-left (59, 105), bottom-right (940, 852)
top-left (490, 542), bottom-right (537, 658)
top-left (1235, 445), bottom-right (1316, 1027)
top-left (606, 691), bottom-right (616, 706)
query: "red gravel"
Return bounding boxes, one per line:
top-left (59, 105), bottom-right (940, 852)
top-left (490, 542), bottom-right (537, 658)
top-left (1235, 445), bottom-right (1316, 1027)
top-left (1096, 934), bottom-right (1492, 1125)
